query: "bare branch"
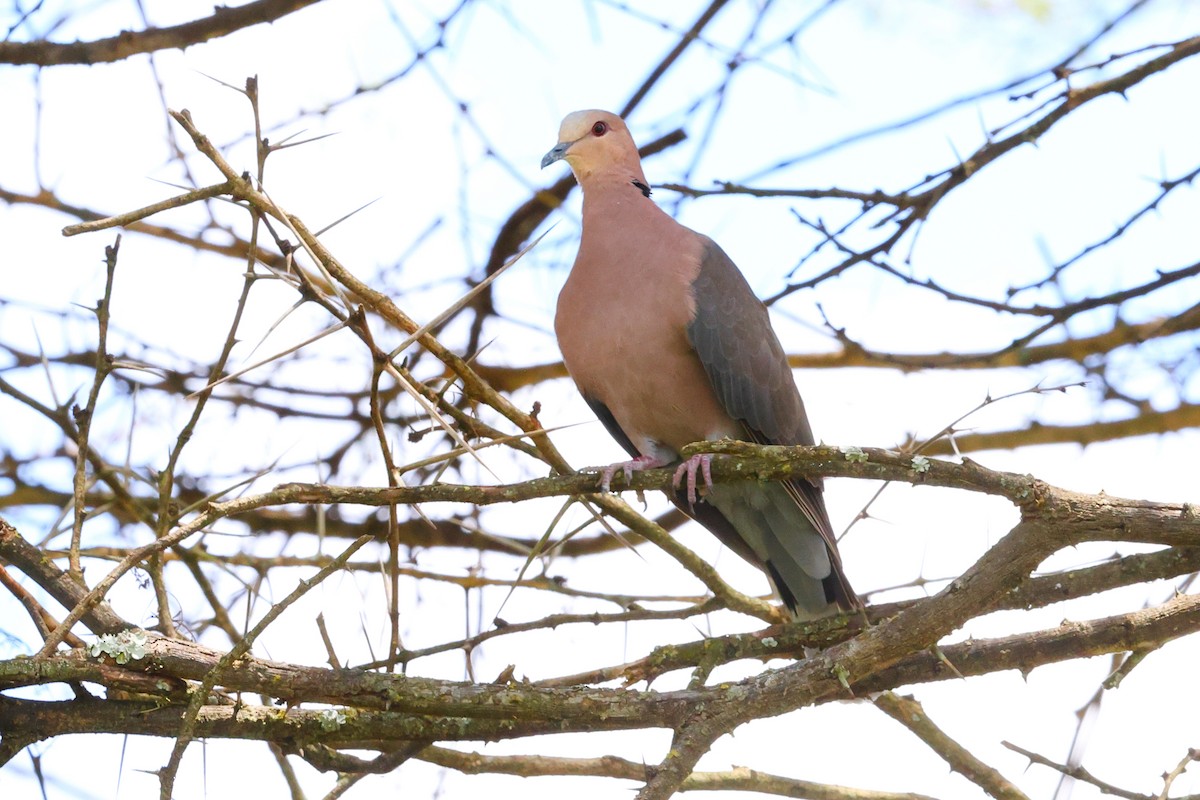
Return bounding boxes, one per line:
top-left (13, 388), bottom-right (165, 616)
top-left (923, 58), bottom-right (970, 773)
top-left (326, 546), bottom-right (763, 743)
top-left (875, 692), bottom-right (1030, 800)
top-left (0, 0), bottom-right (323, 66)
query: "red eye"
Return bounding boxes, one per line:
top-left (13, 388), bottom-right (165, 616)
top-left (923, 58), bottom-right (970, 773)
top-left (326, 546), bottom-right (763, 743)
top-left (591, 121), bottom-right (608, 136)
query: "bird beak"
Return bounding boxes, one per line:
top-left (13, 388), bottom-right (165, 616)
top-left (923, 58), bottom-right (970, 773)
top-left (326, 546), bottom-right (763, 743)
top-left (541, 141), bottom-right (570, 169)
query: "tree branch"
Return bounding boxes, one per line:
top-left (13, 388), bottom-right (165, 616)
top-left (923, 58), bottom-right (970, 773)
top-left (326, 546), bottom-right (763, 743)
top-left (875, 692), bottom-right (1030, 800)
top-left (0, 0), bottom-right (323, 66)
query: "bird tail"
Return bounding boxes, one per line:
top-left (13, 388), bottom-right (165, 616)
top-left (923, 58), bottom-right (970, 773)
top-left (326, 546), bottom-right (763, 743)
top-left (687, 481), bottom-right (859, 619)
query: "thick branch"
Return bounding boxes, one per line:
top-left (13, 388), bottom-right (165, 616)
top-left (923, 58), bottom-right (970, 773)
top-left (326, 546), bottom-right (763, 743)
top-left (4, 594), bottom-right (1196, 768)
top-left (539, 549), bottom-right (1200, 688)
top-left (0, 695), bottom-right (655, 744)
top-left (858, 592), bottom-right (1200, 693)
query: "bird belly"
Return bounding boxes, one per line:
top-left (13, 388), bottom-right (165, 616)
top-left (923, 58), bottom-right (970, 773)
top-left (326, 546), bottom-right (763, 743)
top-left (556, 285), bottom-right (739, 458)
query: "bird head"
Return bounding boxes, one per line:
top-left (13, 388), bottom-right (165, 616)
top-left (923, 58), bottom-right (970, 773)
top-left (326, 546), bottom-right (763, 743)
top-left (541, 109), bottom-right (641, 181)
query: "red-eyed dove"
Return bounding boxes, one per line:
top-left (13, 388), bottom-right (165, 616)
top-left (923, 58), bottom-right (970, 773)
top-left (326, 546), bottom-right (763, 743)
top-left (542, 110), bottom-right (858, 618)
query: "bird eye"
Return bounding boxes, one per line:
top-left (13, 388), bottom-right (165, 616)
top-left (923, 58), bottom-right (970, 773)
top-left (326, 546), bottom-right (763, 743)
top-left (591, 121), bottom-right (608, 136)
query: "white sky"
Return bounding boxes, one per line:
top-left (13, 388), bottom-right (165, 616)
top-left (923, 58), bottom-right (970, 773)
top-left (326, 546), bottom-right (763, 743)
top-left (2, 1), bottom-right (1199, 798)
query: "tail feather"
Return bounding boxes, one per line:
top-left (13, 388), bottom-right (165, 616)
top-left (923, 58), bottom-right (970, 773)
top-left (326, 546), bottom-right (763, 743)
top-left (681, 480), bottom-right (858, 618)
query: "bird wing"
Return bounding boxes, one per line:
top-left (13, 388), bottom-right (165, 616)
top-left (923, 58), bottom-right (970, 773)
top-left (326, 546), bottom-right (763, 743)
top-left (582, 395), bottom-right (640, 460)
top-left (685, 236), bottom-right (856, 609)
top-left (686, 237), bottom-right (815, 448)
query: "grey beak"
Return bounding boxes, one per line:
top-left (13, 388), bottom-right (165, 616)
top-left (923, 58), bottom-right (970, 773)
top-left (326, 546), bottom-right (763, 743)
top-left (541, 142), bottom-right (570, 169)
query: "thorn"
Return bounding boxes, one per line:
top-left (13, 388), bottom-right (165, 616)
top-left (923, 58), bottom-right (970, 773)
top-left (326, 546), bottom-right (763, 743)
top-left (832, 663), bottom-right (854, 696)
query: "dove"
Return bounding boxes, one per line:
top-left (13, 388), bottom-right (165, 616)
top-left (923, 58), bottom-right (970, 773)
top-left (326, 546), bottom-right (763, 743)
top-left (542, 110), bottom-right (857, 618)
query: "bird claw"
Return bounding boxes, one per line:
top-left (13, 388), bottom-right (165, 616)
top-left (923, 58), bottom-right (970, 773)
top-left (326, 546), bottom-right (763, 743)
top-left (672, 453), bottom-right (715, 506)
top-left (597, 455), bottom-right (666, 492)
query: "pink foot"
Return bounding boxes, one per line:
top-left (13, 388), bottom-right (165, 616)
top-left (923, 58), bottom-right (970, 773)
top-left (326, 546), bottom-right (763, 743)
top-left (598, 454), bottom-right (668, 492)
top-left (672, 453), bottom-right (715, 506)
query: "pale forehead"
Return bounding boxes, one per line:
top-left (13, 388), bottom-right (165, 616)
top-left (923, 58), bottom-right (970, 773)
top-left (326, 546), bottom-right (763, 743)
top-left (558, 109), bottom-right (622, 140)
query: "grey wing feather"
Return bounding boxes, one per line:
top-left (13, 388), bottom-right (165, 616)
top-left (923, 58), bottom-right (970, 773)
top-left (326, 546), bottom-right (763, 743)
top-left (686, 238), bottom-right (815, 448)
top-left (687, 237), bottom-right (858, 613)
top-left (583, 396), bottom-right (640, 460)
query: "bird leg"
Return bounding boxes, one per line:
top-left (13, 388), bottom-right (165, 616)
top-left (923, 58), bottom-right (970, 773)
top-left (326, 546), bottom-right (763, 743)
top-left (672, 453), bottom-right (715, 506)
top-left (597, 454), bottom-right (669, 492)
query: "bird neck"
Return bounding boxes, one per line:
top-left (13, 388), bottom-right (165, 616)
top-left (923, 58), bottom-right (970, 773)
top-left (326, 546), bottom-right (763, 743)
top-left (579, 169), bottom-right (657, 222)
